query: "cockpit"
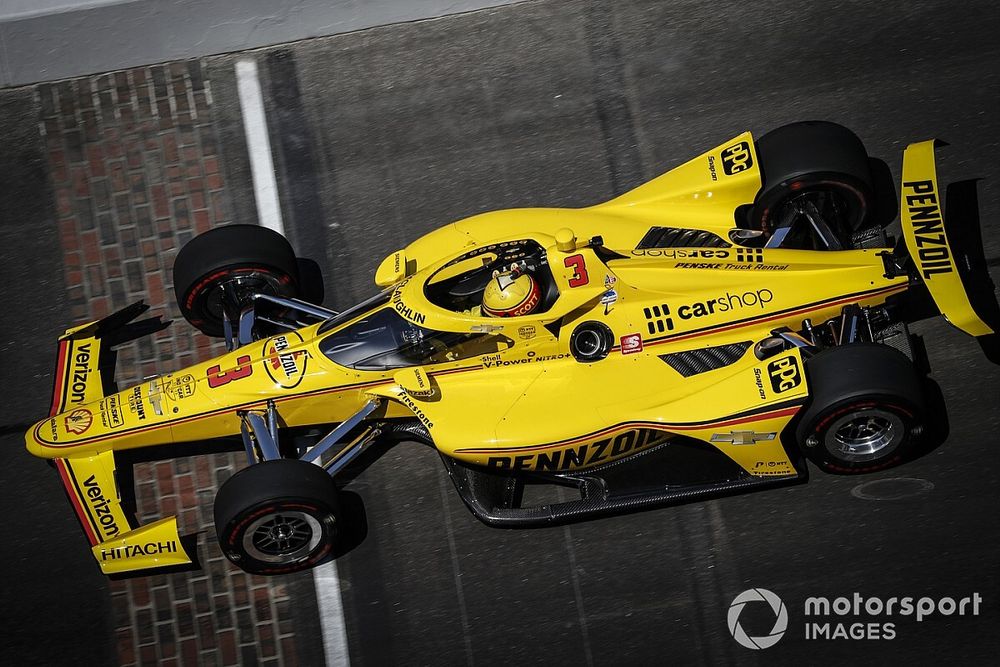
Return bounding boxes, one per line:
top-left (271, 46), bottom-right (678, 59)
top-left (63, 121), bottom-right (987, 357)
top-left (319, 299), bottom-right (513, 371)
top-left (317, 239), bottom-right (562, 371)
top-left (422, 239), bottom-right (560, 316)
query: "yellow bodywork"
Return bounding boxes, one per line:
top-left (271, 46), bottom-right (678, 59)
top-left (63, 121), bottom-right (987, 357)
top-left (27, 132), bottom-right (981, 575)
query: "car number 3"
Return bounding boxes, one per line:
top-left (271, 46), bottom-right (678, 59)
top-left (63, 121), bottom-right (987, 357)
top-left (208, 355), bottom-right (253, 388)
top-left (564, 254), bottom-right (589, 288)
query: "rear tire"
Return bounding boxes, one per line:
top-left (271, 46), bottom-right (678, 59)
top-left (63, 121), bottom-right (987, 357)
top-left (752, 121), bottom-right (873, 247)
top-left (214, 459), bottom-right (340, 575)
top-left (796, 344), bottom-right (926, 474)
top-left (173, 224), bottom-right (300, 337)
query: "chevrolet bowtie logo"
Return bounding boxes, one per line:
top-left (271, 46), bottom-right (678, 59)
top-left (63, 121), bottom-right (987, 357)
top-left (710, 431), bottom-right (776, 445)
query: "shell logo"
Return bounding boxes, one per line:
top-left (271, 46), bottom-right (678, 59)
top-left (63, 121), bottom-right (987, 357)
top-left (65, 408), bottom-right (93, 434)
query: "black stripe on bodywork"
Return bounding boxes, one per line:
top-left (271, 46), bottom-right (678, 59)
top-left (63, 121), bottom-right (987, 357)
top-left (58, 340), bottom-right (74, 413)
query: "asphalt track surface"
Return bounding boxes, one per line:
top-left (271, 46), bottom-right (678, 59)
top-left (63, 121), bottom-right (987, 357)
top-left (2, 0), bottom-right (1000, 665)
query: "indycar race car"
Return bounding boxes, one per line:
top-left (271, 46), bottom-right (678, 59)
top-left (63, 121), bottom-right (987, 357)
top-left (26, 122), bottom-right (999, 576)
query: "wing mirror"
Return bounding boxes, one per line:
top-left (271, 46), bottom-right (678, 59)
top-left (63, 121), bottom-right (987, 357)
top-left (375, 250), bottom-right (409, 287)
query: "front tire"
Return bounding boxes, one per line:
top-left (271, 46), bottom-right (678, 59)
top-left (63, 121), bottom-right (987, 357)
top-left (796, 344), bottom-right (926, 474)
top-left (214, 459), bottom-right (340, 575)
top-left (173, 224), bottom-right (300, 337)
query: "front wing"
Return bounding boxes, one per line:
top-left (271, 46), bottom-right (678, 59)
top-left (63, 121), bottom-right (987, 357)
top-left (45, 303), bottom-right (198, 575)
top-left (56, 450), bottom-right (196, 575)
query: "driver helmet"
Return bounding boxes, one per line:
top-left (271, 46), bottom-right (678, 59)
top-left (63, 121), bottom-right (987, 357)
top-left (482, 267), bottom-right (541, 317)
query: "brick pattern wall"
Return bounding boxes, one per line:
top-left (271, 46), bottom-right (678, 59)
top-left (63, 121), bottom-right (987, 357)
top-left (38, 63), bottom-right (303, 667)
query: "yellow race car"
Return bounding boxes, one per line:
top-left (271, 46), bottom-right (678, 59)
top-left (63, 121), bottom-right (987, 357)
top-left (26, 122), bottom-right (999, 577)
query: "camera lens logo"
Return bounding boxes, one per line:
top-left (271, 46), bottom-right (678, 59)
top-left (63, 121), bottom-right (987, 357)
top-left (727, 588), bottom-right (788, 649)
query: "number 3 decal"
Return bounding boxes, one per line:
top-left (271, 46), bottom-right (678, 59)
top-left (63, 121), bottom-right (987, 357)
top-left (564, 254), bottom-right (589, 288)
top-left (208, 355), bottom-right (253, 388)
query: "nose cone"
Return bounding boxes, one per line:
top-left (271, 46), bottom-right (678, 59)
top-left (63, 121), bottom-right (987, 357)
top-left (25, 409), bottom-right (95, 459)
top-left (25, 418), bottom-right (52, 458)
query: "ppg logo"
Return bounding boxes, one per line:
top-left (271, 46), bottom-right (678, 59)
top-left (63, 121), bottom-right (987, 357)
top-left (767, 356), bottom-right (801, 393)
top-left (721, 141), bottom-right (753, 175)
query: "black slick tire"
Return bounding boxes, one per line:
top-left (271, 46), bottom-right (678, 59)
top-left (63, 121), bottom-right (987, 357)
top-left (214, 459), bottom-right (340, 575)
top-left (796, 344), bottom-right (926, 474)
top-left (752, 121), bottom-right (873, 241)
top-left (173, 224), bottom-right (300, 337)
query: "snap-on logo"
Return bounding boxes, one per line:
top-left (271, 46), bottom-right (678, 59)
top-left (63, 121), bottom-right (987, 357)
top-left (721, 141), bottom-right (753, 175)
top-left (767, 356), bottom-right (801, 393)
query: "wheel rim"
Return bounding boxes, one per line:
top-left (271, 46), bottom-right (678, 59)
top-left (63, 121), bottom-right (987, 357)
top-left (201, 270), bottom-right (290, 322)
top-left (243, 510), bottom-right (323, 564)
top-left (765, 182), bottom-right (865, 243)
top-left (825, 408), bottom-right (905, 463)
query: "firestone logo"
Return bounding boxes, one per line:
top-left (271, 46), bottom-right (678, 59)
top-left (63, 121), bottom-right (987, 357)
top-left (727, 588), bottom-right (788, 650)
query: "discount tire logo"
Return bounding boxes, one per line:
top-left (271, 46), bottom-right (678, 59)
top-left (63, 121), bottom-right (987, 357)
top-left (728, 588), bottom-right (788, 650)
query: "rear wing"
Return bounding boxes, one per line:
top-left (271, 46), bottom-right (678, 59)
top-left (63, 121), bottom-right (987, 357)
top-left (899, 140), bottom-right (995, 337)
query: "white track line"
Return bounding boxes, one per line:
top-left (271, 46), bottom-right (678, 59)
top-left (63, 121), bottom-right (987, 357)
top-left (235, 58), bottom-right (284, 234)
top-left (313, 560), bottom-right (351, 666)
top-left (235, 56), bottom-right (350, 667)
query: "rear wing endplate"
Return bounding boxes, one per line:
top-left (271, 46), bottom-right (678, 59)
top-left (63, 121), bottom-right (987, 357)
top-left (899, 140), bottom-right (994, 337)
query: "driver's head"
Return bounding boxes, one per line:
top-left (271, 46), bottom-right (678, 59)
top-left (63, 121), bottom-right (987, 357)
top-left (483, 268), bottom-right (541, 317)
